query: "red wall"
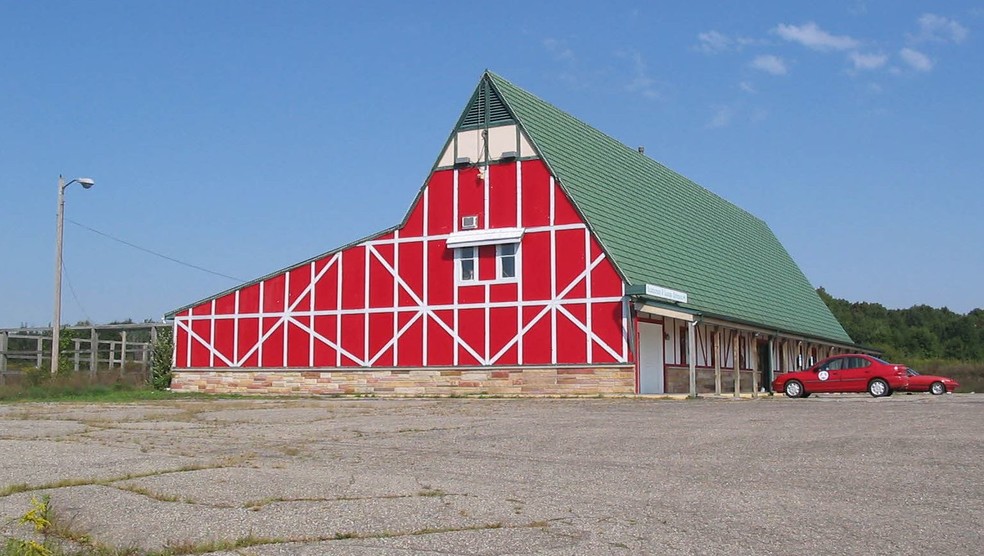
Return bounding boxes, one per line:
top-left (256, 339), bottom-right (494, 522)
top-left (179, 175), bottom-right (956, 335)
top-left (174, 159), bottom-right (627, 369)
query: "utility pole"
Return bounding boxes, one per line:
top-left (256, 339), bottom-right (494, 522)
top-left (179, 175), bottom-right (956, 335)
top-left (52, 175), bottom-right (94, 374)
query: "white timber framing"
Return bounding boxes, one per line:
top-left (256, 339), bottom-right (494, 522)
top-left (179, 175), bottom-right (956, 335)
top-left (173, 156), bottom-right (629, 370)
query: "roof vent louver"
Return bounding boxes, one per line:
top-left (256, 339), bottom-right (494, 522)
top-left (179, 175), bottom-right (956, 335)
top-left (460, 81), bottom-right (514, 129)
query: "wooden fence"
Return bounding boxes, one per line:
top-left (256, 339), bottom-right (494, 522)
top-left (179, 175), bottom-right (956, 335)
top-left (0, 323), bottom-right (170, 386)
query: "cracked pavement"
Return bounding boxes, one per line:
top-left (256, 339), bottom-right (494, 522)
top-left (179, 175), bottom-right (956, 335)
top-left (1, 395), bottom-right (982, 554)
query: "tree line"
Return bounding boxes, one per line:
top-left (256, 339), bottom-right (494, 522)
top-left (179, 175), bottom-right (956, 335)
top-left (818, 288), bottom-right (984, 361)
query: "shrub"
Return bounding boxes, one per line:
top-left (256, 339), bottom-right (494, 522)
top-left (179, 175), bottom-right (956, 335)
top-left (150, 327), bottom-right (174, 391)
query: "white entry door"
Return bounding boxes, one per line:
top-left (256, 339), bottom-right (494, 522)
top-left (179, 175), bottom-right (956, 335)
top-left (639, 322), bottom-right (665, 394)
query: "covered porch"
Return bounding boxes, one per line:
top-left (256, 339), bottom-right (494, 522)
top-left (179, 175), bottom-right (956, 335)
top-left (631, 299), bottom-right (864, 396)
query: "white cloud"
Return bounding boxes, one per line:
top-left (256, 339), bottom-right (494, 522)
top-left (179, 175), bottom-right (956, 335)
top-left (542, 38), bottom-right (575, 61)
top-left (849, 51), bottom-right (888, 70)
top-left (706, 105), bottom-right (734, 129)
top-left (695, 30), bottom-right (761, 54)
top-left (750, 54), bottom-right (788, 75)
top-left (775, 22), bottom-right (860, 51)
top-left (911, 13), bottom-right (968, 43)
top-left (696, 30), bottom-right (732, 54)
top-left (619, 50), bottom-right (661, 100)
top-left (739, 81), bottom-right (756, 94)
top-left (899, 47), bottom-right (933, 71)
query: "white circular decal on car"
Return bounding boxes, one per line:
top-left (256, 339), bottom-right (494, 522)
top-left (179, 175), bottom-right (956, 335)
top-left (818, 370), bottom-right (830, 381)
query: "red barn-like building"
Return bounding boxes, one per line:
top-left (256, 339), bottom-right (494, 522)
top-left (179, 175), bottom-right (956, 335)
top-left (167, 72), bottom-right (857, 396)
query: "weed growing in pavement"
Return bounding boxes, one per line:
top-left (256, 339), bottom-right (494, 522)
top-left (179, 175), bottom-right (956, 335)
top-left (278, 446), bottom-right (301, 457)
top-left (0, 461), bottom-right (242, 498)
top-left (3, 495), bottom-right (54, 556)
top-left (110, 484), bottom-right (184, 504)
top-left (2, 494), bottom-right (105, 556)
top-left (1, 495), bottom-right (548, 556)
top-left (416, 488), bottom-right (446, 497)
top-left (149, 535), bottom-right (287, 555)
top-left (18, 496), bottom-right (51, 533)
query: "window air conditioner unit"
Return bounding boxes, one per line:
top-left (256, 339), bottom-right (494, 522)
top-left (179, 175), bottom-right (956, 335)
top-left (461, 215), bottom-right (478, 230)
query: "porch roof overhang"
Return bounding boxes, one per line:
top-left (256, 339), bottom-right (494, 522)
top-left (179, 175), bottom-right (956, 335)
top-left (629, 294), bottom-right (877, 354)
top-left (633, 298), bottom-right (698, 323)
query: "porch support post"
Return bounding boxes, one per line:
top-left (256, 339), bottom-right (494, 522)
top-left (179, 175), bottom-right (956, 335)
top-left (688, 321), bottom-right (697, 398)
top-left (713, 329), bottom-right (722, 395)
top-left (768, 336), bottom-right (776, 392)
top-left (733, 332), bottom-right (740, 398)
top-left (751, 336), bottom-right (759, 398)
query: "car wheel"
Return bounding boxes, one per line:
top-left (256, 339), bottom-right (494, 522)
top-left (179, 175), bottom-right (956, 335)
top-left (868, 378), bottom-right (889, 398)
top-left (784, 380), bottom-right (804, 398)
top-left (930, 381), bottom-right (946, 395)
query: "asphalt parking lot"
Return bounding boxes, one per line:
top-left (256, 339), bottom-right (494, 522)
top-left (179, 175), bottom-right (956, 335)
top-left (1, 394), bottom-right (981, 555)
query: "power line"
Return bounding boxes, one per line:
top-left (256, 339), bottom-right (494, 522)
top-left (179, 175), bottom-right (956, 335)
top-left (60, 257), bottom-right (92, 324)
top-left (65, 218), bottom-right (246, 283)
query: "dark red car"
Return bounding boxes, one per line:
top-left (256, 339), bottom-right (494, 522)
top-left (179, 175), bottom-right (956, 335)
top-left (772, 354), bottom-right (909, 398)
top-left (902, 368), bottom-right (959, 395)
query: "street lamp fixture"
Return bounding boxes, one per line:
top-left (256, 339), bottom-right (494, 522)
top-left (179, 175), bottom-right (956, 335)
top-left (52, 175), bottom-right (95, 375)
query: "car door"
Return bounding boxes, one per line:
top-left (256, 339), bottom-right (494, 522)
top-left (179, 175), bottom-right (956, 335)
top-left (841, 356), bottom-right (871, 392)
top-left (809, 357), bottom-right (843, 393)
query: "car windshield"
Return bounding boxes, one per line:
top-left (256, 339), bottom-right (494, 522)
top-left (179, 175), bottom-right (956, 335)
top-left (871, 356), bottom-right (892, 365)
top-left (906, 368), bottom-right (921, 376)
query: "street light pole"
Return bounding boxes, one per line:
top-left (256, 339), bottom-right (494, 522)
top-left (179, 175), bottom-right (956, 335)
top-left (51, 175), bottom-right (94, 375)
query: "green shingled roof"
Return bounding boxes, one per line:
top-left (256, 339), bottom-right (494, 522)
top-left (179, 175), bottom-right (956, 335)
top-left (484, 71), bottom-right (853, 345)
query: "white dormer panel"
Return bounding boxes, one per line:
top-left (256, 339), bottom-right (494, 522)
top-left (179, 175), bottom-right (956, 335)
top-left (455, 128), bottom-right (482, 164)
top-left (488, 125), bottom-right (517, 161)
top-left (438, 140), bottom-right (455, 168)
top-left (436, 124), bottom-right (538, 167)
top-left (519, 131), bottom-right (536, 158)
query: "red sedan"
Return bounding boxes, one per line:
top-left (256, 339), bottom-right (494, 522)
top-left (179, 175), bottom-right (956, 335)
top-left (772, 354), bottom-right (910, 398)
top-left (902, 368), bottom-right (959, 395)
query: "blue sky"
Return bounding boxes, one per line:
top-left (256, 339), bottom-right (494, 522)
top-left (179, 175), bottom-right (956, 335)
top-left (1, 1), bottom-right (981, 328)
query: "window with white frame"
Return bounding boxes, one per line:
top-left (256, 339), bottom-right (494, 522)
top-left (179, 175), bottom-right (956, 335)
top-left (497, 243), bottom-right (517, 279)
top-left (457, 247), bottom-right (477, 282)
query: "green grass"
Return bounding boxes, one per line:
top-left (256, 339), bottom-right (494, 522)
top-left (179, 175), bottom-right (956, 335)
top-left (0, 372), bottom-right (230, 403)
top-left (0, 384), bottom-right (172, 403)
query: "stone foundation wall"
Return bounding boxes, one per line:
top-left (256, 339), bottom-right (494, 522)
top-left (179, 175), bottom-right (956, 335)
top-left (171, 366), bottom-right (636, 396)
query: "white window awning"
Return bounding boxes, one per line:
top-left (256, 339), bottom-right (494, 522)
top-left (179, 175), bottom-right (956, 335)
top-left (446, 227), bottom-right (524, 249)
top-left (635, 302), bottom-right (696, 322)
